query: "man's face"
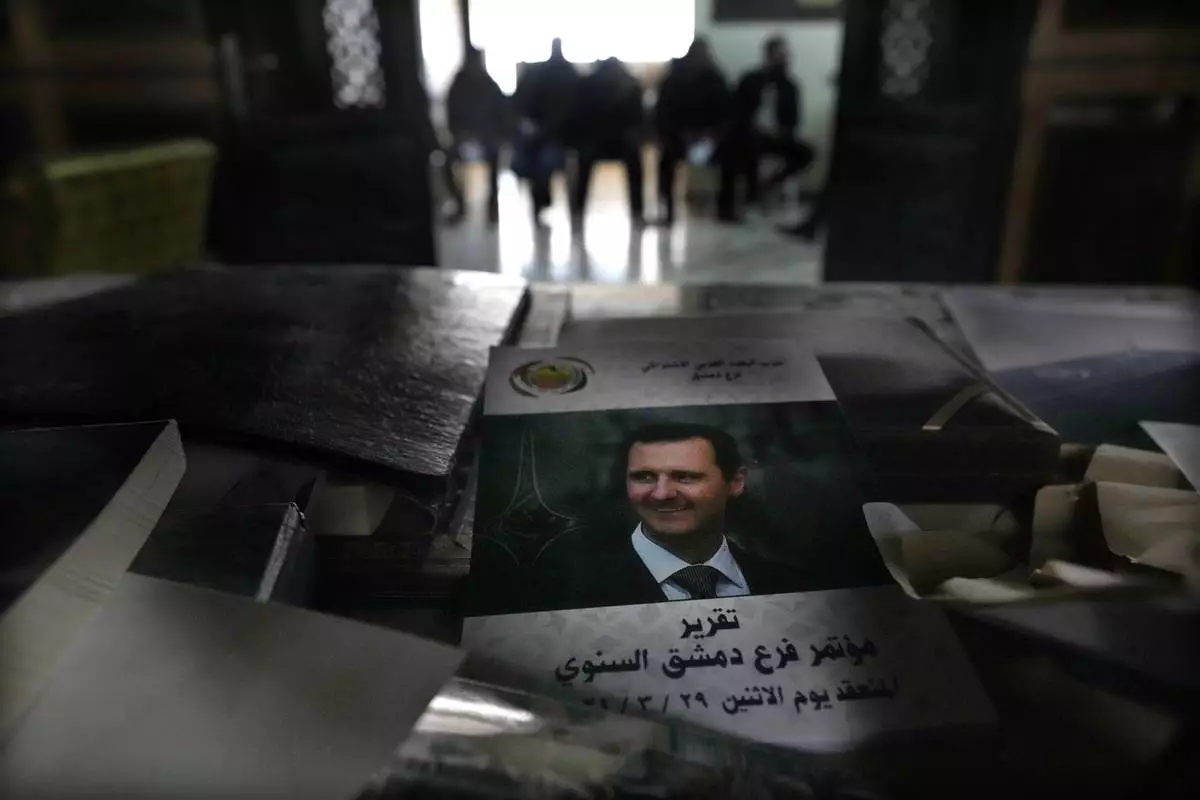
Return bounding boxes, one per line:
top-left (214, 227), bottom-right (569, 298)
top-left (625, 437), bottom-right (744, 538)
top-left (768, 42), bottom-right (790, 71)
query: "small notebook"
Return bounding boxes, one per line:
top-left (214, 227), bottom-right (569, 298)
top-left (0, 420), bottom-right (185, 732)
top-left (463, 340), bottom-right (994, 751)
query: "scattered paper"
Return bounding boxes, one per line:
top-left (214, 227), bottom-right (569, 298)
top-left (1030, 484), bottom-right (1083, 567)
top-left (942, 289), bottom-right (1200, 373)
top-left (862, 502), bottom-right (924, 538)
top-left (0, 575), bottom-right (464, 800)
top-left (305, 476), bottom-right (395, 537)
top-left (0, 421), bottom-right (184, 734)
top-left (862, 503), bottom-right (1022, 596)
top-left (863, 503), bottom-right (922, 598)
top-left (1094, 482), bottom-right (1200, 586)
top-left (1141, 422), bottom-right (1200, 492)
top-left (1085, 443), bottom-right (1184, 489)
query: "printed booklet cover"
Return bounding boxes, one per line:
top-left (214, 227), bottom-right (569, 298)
top-left (463, 341), bottom-right (994, 750)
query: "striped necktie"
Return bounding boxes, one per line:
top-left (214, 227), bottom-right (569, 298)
top-left (669, 565), bottom-right (722, 599)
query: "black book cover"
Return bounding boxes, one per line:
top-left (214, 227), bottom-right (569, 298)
top-left (0, 265), bottom-right (529, 486)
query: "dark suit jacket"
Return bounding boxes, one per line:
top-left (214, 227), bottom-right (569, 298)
top-left (447, 65), bottom-right (509, 143)
top-left (732, 67), bottom-right (800, 137)
top-left (655, 57), bottom-right (731, 137)
top-left (570, 59), bottom-right (644, 148)
top-left (527, 532), bottom-right (837, 612)
top-left (513, 56), bottom-right (581, 141)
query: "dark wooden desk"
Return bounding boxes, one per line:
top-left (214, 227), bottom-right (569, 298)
top-left (4, 274), bottom-right (1196, 799)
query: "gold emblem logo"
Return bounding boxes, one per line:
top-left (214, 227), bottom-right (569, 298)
top-left (509, 358), bottom-right (594, 397)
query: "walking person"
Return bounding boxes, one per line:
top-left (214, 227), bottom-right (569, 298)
top-left (444, 46), bottom-right (508, 225)
top-left (512, 38), bottom-right (580, 225)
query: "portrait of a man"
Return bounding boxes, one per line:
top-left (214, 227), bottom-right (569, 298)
top-left (527, 422), bottom-right (830, 610)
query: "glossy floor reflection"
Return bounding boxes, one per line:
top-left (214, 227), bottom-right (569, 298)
top-left (436, 156), bottom-right (824, 285)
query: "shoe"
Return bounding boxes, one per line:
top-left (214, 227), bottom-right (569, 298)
top-left (780, 220), bottom-right (819, 242)
top-left (648, 215), bottom-right (674, 227)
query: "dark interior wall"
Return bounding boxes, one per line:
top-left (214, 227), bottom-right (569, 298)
top-left (3, 0), bottom-right (437, 267)
top-left (376, 0), bottom-right (428, 127)
top-left (37, 0), bottom-right (206, 36)
top-left (1025, 105), bottom-right (1195, 284)
top-left (207, 0), bottom-right (437, 267)
top-left (1060, 0), bottom-right (1200, 30)
top-left (0, 0), bottom-right (220, 172)
top-left (204, 0), bottom-right (337, 118)
top-left (995, 0), bottom-right (1200, 285)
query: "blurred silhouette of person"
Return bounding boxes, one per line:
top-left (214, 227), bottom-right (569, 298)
top-left (512, 37), bottom-right (580, 225)
top-left (779, 69), bottom-right (840, 241)
top-left (444, 46), bottom-right (508, 225)
top-left (718, 36), bottom-right (814, 222)
top-left (571, 56), bottom-right (646, 225)
top-left (652, 38), bottom-right (731, 226)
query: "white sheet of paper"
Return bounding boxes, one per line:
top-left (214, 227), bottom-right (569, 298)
top-left (1, 420), bottom-right (185, 734)
top-left (0, 575), bottom-right (464, 800)
top-left (862, 503), bottom-right (924, 537)
top-left (1141, 421), bottom-right (1200, 493)
top-left (942, 289), bottom-right (1200, 373)
top-left (462, 587), bottom-right (994, 751)
top-left (486, 340), bottom-right (834, 416)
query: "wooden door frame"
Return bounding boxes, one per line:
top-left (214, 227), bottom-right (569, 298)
top-left (996, 0), bottom-right (1200, 284)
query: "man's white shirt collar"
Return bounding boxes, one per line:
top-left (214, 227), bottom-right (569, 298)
top-left (630, 525), bottom-right (747, 590)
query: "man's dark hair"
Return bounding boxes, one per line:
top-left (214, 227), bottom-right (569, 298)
top-left (616, 422), bottom-right (743, 482)
top-left (764, 35), bottom-right (786, 59)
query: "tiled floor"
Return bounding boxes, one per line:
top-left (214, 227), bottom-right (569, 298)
top-left (436, 154), bottom-right (824, 285)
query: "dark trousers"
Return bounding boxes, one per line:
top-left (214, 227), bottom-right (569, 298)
top-left (530, 169), bottom-right (552, 213)
top-left (572, 138), bottom-right (644, 218)
top-left (718, 130), bottom-right (814, 217)
top-left (442, 139), bottom-right (500, 217)
top-left (514, 136), bottom-right (564, 215)
top-left (656, 132), bottom-right (687, 220)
